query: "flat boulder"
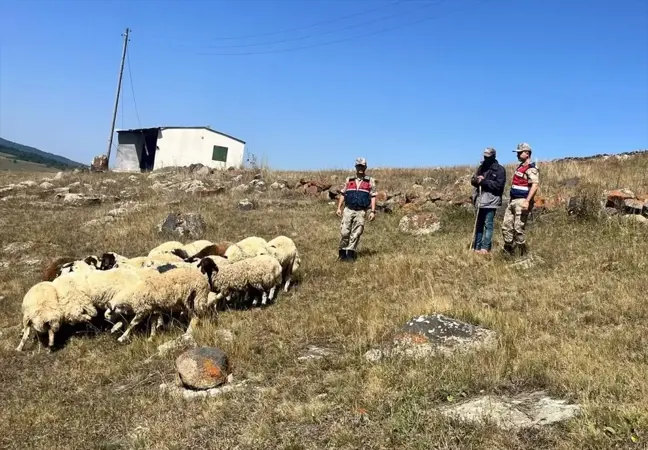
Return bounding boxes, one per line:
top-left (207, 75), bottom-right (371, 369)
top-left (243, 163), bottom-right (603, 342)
top-left (365, 314), bottom-right (497, 361)
top-left (158, 212), bottom-right (206, 239)
top-left (439, 391), bottom-right (581, 431)
top-left (175, 347), bottom-right (230, 390)
top-left (605, 189), bottom-right (635, 209)
top-left (398, 213), bottom-right (441, 235)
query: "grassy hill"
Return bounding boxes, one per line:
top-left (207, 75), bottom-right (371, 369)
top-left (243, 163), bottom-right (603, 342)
top-left (0, 152), bottom-right (647, 449)
top-left (0, 137), bottom-right (86, 171)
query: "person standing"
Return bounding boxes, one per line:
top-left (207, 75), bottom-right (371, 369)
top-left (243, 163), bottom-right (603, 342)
top-left (336, 157), bottom-right (377, 261)
top-left (470, 147), bottom-right (506, 254)
top-left (501, 142), bottom-right (539, 257)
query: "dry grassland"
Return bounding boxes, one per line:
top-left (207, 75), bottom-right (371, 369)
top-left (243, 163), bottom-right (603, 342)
top-left (0, 153), bottom-right (647, 450)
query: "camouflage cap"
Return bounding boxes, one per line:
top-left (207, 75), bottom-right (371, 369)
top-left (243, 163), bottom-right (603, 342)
top-left (483, 147), bottom-right (496, 157)
top-left (514, 142), bottom-right (532, 153)
top-left (355, 157), bottom-right (367, 166)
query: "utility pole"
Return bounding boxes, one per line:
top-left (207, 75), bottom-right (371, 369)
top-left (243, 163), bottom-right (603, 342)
top-left (105, 27), bottom-right (130, 164)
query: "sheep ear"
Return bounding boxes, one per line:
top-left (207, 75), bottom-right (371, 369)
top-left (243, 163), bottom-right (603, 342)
top-left (84, 256), bottom-right (98, 267)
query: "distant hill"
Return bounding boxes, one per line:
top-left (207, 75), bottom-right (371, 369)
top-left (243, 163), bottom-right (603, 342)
top-left (0, 137), bottom-right (86, 170)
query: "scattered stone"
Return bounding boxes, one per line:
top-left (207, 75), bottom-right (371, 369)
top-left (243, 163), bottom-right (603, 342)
top-left (232, 174), bottom-right (243, 183)
top-left (606, 189), bottom-right (635, 209)
top-left (237, 199), bottom-right (255, 211)
top-left (363, 348), bottom-right (384, 362)
top-left (176, 179), bottom-right (206, 194)
top-left (102, 178), bottom-right (117, 185)
top-left (20, 180), bottom-right (37, 187)
top-left (623, 214), bottom-right (648, 225)
top-left (21, 259), bottom-right (41, 267)
top-left (158, 212), bottom-right (206, 239)
top-left (156, 333), bottom-right (197, 358)
top-left (233, 183), bottom-right (252, 194)
top-left (398, 213), bottom-right (441, 236)
top-left (160, 374), bottom-right (246, 400)
top-left (214, 329), bottom-right (234, 344)
top-left (509, 254), bottom-right (545, 270)
top-left (439, 391), bottom-right (581, 430)
top-left (175, 347), bottom-right (230, 390)
top-left (84, 216), bottom-right (116, 227)
top-left (59, 193), bottom-right (102, 206)
top-left (624, 198), bottom-right (645, 214)
top-left (366, 314), bottom-right (497, 361)
top-left (2, 242), bottom-right (35, 255)
top-left (128, 175), bottom-right (138, 182)
top-left (194, 166), bottom-right (211, 178)
top-left (270, 182), bottom-right (281, 190)
top-left (297, 345), bottom-right (334, 361)
top-left (91, 154), bottom-right (109, 172)
top-left (39, 181), bottom-right (54, 190)
top-left (54, 172), bottom-right (64, 180)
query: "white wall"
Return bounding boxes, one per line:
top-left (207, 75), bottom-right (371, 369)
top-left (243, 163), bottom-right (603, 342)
top-left (113, 132), bottom-right (144, 172)
top-left (153, 128), bottom-right (245, 170)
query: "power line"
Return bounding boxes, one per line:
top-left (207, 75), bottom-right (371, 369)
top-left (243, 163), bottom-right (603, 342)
top-left (197, 0), bottom-right (407, 41)
top-left (195, 0), bottom-right (443, 50)
top-left (126, 46), bottom-right (142, 128)
top-left (194, 0), bottom-right (484, 57)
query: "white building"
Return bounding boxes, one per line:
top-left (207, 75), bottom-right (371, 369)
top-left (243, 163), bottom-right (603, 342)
top-left (112, 126), bottom-right (246, 172)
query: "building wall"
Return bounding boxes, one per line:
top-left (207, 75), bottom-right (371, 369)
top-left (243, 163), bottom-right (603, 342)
top-left (113, 132), bottom-right (144, 172)
top-left (153, 128), bottom-right (245, 170)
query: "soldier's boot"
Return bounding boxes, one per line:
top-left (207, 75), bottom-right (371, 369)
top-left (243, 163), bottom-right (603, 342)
top-left (502, 242), bottom-right (515, 256)
top-left (347, 250), bottom-right (357, 262)
top-left (338, 249), bottom-right (347, 261)
top-left (517, 243), bottom-right (528, 258)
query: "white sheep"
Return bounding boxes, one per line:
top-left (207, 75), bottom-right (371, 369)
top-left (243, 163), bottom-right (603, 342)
top-left (147, 240), bottom-right (184, 258)
top-left (198, 254), bottom-right (282, 308)
top-left (16, 273), bottom-right (99, 351)
top-left (223, 236), bottom-right (271, 263)
top-left (267, 235), bottom-right (301, 292)
top-left (99, 251), bottom-right (185, 271)
top-left (105, 266), bottom-right (216, 343)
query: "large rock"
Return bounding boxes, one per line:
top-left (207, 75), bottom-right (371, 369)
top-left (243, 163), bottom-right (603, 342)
top-left (365, 314), bottom-right (497, 361)
top-left (439, 391), bottom-right (581, 431)
top-left (175, 347), bottom-right (230, 390)
top-left (605, 189), bottom-right (635, 209)
top-left (398, 213), bottom-right (441, 235)
top-left (158, 212), bottom-right (206, 238)
top-left (59, 193), bottom-right (102, 206)
top-left (90, 154), bottom-right (108, 172)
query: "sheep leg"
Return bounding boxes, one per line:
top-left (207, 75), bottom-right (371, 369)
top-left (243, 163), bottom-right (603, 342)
top-left (269, 286), bottom-right (278, 301)
top-left (16, 326), bottom-right (32, 352)
top-left (117, 312), bottom-right (145, 343)
top-left (283, 275), bottom-right (292, 293)
top-left (147, 314), bottom-right (164, 341)
top-left (47, 329), bottom-right (56, 349)
top-left (110, 321), bottom-right (123, 333)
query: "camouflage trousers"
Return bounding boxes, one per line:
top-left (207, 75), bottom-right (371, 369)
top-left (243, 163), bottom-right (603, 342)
top-left (339, 207), bottom-right (367, 251)
top-left (502, 198), bottom-right (530, 245)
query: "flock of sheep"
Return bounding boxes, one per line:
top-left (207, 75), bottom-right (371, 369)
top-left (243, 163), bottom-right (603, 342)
top-left (16, 235), bottom-right (301, 351)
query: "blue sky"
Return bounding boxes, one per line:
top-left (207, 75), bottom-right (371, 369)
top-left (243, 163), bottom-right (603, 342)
top-left (1, 0), bottom-right (647, 170)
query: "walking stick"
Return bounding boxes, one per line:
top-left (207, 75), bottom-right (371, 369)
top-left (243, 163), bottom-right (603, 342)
top-left (469, 186), bottom-right (481, 251)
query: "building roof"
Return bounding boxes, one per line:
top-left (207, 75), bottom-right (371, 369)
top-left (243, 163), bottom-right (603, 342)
top-left (115, 126), bottom-right (246, 144)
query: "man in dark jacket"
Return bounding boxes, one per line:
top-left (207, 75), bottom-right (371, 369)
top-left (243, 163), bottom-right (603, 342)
top-left (470, 147), bottom-right (506, 254)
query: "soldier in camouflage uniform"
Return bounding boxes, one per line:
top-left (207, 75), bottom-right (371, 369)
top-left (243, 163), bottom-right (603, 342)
top-left (336, 157), bottom-right (377, 261)
top-left (501, 142), bottom-right (540, 257)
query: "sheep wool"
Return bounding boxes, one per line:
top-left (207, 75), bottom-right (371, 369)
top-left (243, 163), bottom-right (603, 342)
top-left (147, 240), bottom-right (184, 258)
top-left (106, 266), bottom-right (214, 343)
top-left (224, 236), bottom-right (270, 263)
top-left (205, 254), bottom-right (282, 307)
top-left (267, 235), bottom-right (301, 292)
top-left (16, 275), bottom-right (99, 351)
